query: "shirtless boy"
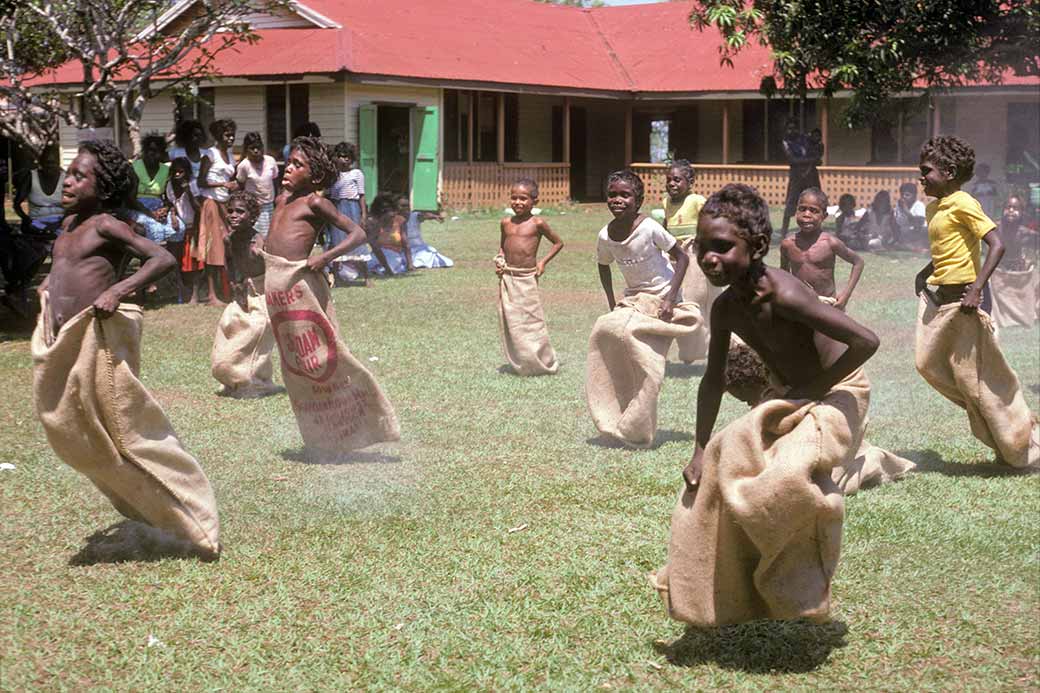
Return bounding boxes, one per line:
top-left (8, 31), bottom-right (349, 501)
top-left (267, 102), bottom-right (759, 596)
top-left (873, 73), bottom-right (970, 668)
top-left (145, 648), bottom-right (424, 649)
top-left (33, 141), bottom-right (219, 558)
top-left (497, 179), bottom-right (563, 277)
top-left (684, 183), bottom-right (879, 487)
top-left (780, 188), bottom-right (864, 310)
top-left (265, 136), bottom-right (367, 266)
top-left (42, 141), bottom-right (175, 333)
top-left (224, 189), bottom-right (265, 310)
top-left (495, 178), bottom-right (563, 375)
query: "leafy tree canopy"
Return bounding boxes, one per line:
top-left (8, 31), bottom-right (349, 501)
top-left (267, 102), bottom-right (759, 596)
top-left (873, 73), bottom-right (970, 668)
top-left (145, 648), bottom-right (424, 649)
top-left (690, 0), bottom-right (1040, 127)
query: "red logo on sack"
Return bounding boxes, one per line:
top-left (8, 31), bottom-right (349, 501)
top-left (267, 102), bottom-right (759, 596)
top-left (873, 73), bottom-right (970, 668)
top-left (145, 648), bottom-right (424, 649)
top-left (270, 309), bottom-right (338, 383)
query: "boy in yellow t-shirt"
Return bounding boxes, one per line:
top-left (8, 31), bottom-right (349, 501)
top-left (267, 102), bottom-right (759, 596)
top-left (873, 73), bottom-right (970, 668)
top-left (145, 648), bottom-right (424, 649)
top-left (914, 135), bottom-right (1038, 468)
top-left (662, 159), bottom-right (716, 363)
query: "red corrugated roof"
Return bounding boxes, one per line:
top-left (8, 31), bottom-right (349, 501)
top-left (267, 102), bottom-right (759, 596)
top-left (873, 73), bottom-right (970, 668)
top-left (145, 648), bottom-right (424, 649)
top-left (25, 0), bottom-right (1040, 94)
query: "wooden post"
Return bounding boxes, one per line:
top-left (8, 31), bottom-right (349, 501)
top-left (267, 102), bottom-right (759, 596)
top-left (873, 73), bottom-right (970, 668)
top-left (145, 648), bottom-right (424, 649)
top-left (624, 102), bottom-right (633, 165)
top-left (562, 96), bottom-right (571, 163)
top-left (722, 101), bottom-right (730, 165)
top-left (467, 91), bottom-right (474, 163)
top-left (931, 97), bottom-right (941, 137)
top-left (496, 92), bottom-right (505, 163)
top-left (763, 99), bottom-right (770, 161)
top-left (820, 99), bottom-right (829, 165)
top-left (897, 110), bottom-right (904, 163)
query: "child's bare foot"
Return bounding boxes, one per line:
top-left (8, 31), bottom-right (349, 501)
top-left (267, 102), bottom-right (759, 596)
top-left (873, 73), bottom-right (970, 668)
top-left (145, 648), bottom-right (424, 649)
top-left (207, 298), bottom-right (227, 308)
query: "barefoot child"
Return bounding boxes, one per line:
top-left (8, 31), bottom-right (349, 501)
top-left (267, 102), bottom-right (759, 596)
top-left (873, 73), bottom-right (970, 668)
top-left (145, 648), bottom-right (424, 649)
top-left (31, 141), bottom-right (220, 559)
top-left (662, 159), bottom-right (716, 363)
top-left (780, 188), bottom-right (865, 310)
top-left (195, 118), bottom-right (238, 306)
top-left (211, 190), bottom-right (279, 398)
top-left (263, 136), bottom-right (399, 458)
top-left (914, 136), bottom-right (1038, 467)
top-left (586, 170), bottom-right (699, 447)
top-left (988, 194), bottom-right (1039, 328)
top-left (651, 183), bottom-right (880, 627)
top-left (496, 178), bottom-right (563, 376)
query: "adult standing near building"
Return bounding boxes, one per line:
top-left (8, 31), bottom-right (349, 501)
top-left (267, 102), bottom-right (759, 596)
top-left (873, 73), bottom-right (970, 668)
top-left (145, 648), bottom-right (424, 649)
top-left (780, 120), bottom-right (822, 235)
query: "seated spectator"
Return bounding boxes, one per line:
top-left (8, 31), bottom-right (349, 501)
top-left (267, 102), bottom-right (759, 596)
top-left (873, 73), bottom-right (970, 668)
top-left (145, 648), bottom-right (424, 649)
top-left (833, 193), bottom-right (868, 250)
top-left (367, 193), bottom-right (411, 275)
top-left (132, 132), bottom-right (170, 213)
top-left (13, 146), bottom-right (64, 234)
top-left (401, 198), bottom-right (454, 269)
top-left (857, 190), bottom-right (899, 250)
top-left (893, 182), bottom-right (927, 249)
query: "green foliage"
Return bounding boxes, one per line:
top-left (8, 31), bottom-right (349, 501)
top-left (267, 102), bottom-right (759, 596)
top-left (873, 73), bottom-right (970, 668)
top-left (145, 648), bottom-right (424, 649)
top-left (689, 0), bottom-right (1040, 127)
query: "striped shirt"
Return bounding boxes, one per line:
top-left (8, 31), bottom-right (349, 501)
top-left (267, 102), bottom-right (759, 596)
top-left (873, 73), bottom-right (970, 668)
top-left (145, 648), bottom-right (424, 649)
top-left (328, 168), bottom-right (365, 200)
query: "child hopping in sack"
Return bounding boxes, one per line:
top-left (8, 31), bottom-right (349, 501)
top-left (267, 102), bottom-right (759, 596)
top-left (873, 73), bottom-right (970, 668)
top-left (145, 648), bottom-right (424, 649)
top-left (586, 169), bottom-right (699, 448)
top-left (496, 177), bottom-right (564, 376)
top-left (651, 183), bottom-right (880, 627)
top-left (263, 137), bottom-right (400, 460)
top-left (31, 140), bottom-right (220, 560)
top-left (989, 193), bottom-right (1039, 329)
top-left (914, 136), bottom-right (1039, 468)
top-left (211, 190), bottom-right (280, 398)
top-left (661, 159), bottom-right (717, 364)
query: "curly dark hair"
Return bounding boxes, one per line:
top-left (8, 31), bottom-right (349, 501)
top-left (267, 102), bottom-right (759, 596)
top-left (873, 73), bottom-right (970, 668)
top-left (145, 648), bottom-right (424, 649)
top-left (140, 132), bottom-right (167, 156)
top-left (920, 135), bottom-right (975, 185)
top-left (606, 169), bottom-right (644, 208)
top-left (700, 183), bottom-right (772, 260)
top-left (512, 177), bottom-right (539, 199)
top-left (798, 187), bottom-right (829, 209)
top-left (368, 193), bottom-right (398, 219)
top-left (174, 119), bottom-right (204, 148)
top-left (725, 341), bottom-right (771, 406)
top-left (293, 122), bottom-right (322, 139)
top-left (209, 118), bottom-right (237, 140)
top-left (243, 131), bottom-right (264, 151)
top-left (288, 136), bottom-right (335, 189)
top-left (227, 189), bottom-right (260, 222)
top-left (77, 140), bottom-right (135, 209)
top-left (668, 158), bottom-right (695, 184)
top-left (333, 141), bottom-right (357, 160)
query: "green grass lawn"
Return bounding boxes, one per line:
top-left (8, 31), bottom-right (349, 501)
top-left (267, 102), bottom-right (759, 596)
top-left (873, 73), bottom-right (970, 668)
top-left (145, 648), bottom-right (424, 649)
top-left (1, 208), bottom-right (1038, 690)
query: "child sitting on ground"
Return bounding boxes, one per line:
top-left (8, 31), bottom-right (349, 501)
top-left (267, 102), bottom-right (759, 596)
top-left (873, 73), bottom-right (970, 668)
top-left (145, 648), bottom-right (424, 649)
top-left (833, 193), bottom-right (864, 248)
top-left (263, 136), bottom-right (399, 458)
top-left (495, 177), bottom-right (563, 376)
top-left (914, 135), bottom-right (1038, 468)
top-left (31, 140), bottom-right (219, 559)
top-left (586, 169), bottom-right (698, 447)
top-left (235, 132), bottom-right (279, 237)
top-left (210, 190), bottom-right (279, 398)
top-left (367, 193), bottom-right (412, 275)
top-left (132, 132), bottom-right (170, 213)
top-left (403, 199), bottom-right (454, 269)
top-left (651, 182), bottom-right (880, 627)
top-left (893, 182), bottom-right (927, 248)
top-left (662, 159), bottom-right (716, 363)
top-left (858, 190), bottom-right (899, 250)
top-left (780, 187), bottom-right (864, 310)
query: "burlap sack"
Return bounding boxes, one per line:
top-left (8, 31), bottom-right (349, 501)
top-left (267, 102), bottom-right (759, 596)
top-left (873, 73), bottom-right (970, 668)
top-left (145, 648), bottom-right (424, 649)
top-left (990, 264), bottom-right (1039, 329)
top-left (211, 278), bottom-right (279, 398)
top-left (31, 293), bottom-right (220, 557)
top-left (915, 295), bottom-right (1039, 467)
top-left (835, 438), bottom-right (915, 495)
top-left (675, 239), bottom-right (722, 364)
top-left (586, 293), bottom-right (701, 447)
top-left (650, 368), bottom-right (870, 627)
top-left (497, 263), bottom-right (559, 376)
top-left (261, 251), bottom-right (400, 459)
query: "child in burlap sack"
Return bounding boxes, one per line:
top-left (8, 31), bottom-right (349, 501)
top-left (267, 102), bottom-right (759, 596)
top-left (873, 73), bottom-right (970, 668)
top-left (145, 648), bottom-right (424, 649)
top-left (914, 136), bottom-right (1039, 467)
top-left (586, 169), bottom-right (699, 448)
top-left (495, 178), bottom-right (563, 376)
top-left (651, 183), bottom-right (880, 627)
top-left (989, 194), bottom-right (1040, 328)
top-left (210, 189), bottom-right (279, 398)
top-left (32, 140), bottom-right (220, 560)
top-left (661, 159), bottom-right (717, 364)
top-left (262, 137), bottom-right (400, 459)
top-left (780, 188), bottom-right (865, 310)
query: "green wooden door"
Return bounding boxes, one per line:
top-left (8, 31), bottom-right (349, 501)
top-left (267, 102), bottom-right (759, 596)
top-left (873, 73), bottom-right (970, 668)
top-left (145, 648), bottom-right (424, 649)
top-left (411, 106), bottom-right (439, 210)
top-left (358, 105), bottom-right (378, 200)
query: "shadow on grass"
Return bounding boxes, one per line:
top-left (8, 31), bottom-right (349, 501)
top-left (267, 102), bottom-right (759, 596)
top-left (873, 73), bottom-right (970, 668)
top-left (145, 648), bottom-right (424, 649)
top-left (1030, 383), bottom-right (1039, 395)
top-left (585, 429), bottom-right (693, 450)
top-left (665, 361), bottom-right (706, 379)
top-left (281, 448), bottom-right (402, 465)
top-left (215, 385), bottom-right (286, 399)
top-left (497, 364), bottom-right (560, 376)
top-left (654, 619), bottom-right (848, 674)
top-left (69, 521), bottom-right (218, 566)
top-left (900, 449), bottom-right (1037, 478)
